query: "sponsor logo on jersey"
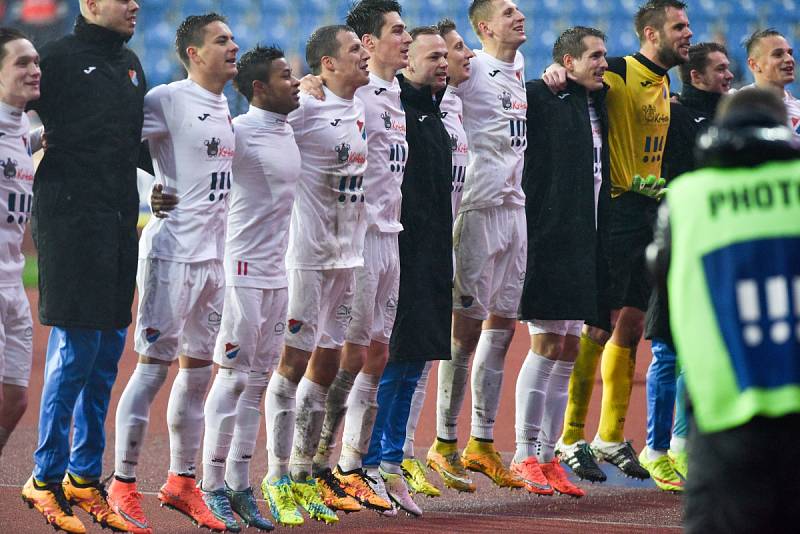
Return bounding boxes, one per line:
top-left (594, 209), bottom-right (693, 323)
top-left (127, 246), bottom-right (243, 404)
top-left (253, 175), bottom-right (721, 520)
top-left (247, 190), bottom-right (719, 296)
top-left (640, 80), bottom-right (654, 87)
top-left (288, 319), bottom-right (303, 334)
top-left (144, 327), bottom-right (161, 343)
top-left (1, 158), bottom-right (17, 179)
top-left (418, 115), bottom-right (428, 122)
top-left (330, 119), bottom-right (342, 127)
top-left (694, 117), bottom-right (706, 123)
top-left (204, 137), bottom-right (234, 159)
top-left (224, 342), bottom-right (240, 359)
top-left (236, 261), bottom-right (249, 276)
top-left (198, 113), bottom-right (211, 121)
top-left (129, 69), bottom-right (139, 86)
top-left (374, 87), bottom-right (387, 96)
top-left (498, 91), bottom-right (527, 111)
top-left (83, 66), bottom-right (96, 74)
top-left (642, 104), bottom-right (669, 124)
top-left (489, 69), bottom-right (501, 78)
top-left (460, 296), bottom-right (474, 308)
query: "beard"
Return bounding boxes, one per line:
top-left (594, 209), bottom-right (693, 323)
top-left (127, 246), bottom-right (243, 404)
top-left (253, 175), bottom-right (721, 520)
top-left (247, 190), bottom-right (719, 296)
top-left (656, 30), bottom-right (687, 69)
top-left (656, 44), bottom-right (685, 69)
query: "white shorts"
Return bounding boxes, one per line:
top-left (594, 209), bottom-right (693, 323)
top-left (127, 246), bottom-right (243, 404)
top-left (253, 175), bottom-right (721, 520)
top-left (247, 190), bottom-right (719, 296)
top-left (213, 286), bottom-right (288, 372)
top-left (285, 269), bottom-right (354, 353)
top-left (346, 231), bottom-right (399, 346)
top-left (134, 258), bottom-right (225, 361)
top-left (0, 285), bottom-right (33, 387)
top-left (453, 205), bottom-right (527, 320)
top-left (526, 319), bottom-right (584, 338)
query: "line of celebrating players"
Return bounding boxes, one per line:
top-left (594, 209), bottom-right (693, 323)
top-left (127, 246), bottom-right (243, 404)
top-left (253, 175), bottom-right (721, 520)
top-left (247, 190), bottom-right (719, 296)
top-left (3, 0), bottom-right (799, 533)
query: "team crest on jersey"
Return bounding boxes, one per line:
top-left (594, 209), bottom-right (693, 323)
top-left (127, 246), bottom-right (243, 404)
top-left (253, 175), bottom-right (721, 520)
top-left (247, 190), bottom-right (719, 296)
top-left (144, 327), bottom-right (161, 343)
top-left (129, 69), bottom-right (139, 87)
top-left (224, 343), bottom-right (240, 359)
top-left (1, 157), bottom-right (17, 178)
top-left (499, 91), bottom-right (512, 110)
top-left (357, 119), bottom-right (366, 140)
top-left (335, 143), bottom-right (351, 163)
top-left (381, 111), bottom-right (392, 130)
top-left (450, 134), bottom-right (458, 151)
top-left (205, 137), bottom-right (220, 157)
top-left (208, 312), bottom-right (222, 326)
top-left (792, 117), bottom-right (800, 135)
top-left (288, 319), bottom-right (303, 334)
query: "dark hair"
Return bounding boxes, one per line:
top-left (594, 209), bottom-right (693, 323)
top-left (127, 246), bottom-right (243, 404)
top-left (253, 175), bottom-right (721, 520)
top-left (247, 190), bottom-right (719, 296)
top-left (679, 42), bottom-right (728, 84)
top-left (744, 28), bottom-right (783, 57)
top-left (175, 13), bottom-right (227, 69)
top-left (345, 0), bottom-right (402, 39)
top-left (306, 25), bottom-right (354, 75)
top-left (409, 26), bottom-right (439, 42)
top-left (234, 45), bottom-right (285, 102)
top-left (0, 27), bottom-right (29, 65)
top-left (468, 0), bottom-right (495, 37)
top-left (437, 18), bottom-right (457, 38)
top-left (634, 0), bottom-right (687, 43)
top-left (552, 26), bottom-right (606, 66)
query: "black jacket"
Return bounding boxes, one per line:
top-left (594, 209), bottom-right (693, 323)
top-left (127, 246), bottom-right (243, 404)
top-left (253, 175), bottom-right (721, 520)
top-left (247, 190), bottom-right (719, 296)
top-left (389, 75), bottom-right (453, 361)
top-left (645, 84), bottom-right (721, 344)
top-left (30, 16), bottom-right (146, 329)
top-left (518, 79), bottom-right (611, 323)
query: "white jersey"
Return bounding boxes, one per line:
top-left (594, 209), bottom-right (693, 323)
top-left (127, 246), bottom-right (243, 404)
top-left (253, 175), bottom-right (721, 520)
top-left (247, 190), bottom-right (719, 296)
top-left (738, 83), bottom-right (800, 138)
top-left (139, 79), bottom-right (235, 263)
top-left (226, 105), bottom-right (301, 289)
top-left (455, 50), bottom-right (527, 211)
top-left (0, 103), bottom-right (35, 287)
top-left (355, 74), bottom-right (407, 233)
top-left (287, 88), bottom-right (368, 270)
top-left (784, 89), bottom-right (800, 138)
top-left (440, 86), bottom-right (468, 221)
top-left (588, 98), bottom-right (603, 228)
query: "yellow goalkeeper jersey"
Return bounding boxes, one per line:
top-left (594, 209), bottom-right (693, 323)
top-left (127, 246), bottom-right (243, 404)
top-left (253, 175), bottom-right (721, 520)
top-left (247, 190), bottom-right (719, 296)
top-left (604, 53), bottom-right (671, 197)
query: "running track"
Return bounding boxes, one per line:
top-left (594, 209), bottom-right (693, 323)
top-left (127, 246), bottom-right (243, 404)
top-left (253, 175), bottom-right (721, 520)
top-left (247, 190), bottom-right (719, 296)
top-left (0, 290), bottom-right (682, 533)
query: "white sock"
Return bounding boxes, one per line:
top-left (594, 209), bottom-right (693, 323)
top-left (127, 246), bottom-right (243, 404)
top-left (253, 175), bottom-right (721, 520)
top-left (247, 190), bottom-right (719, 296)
top-left (265, 372), bottom-right (297, 482)
top-left (404, 361), bottom-right (433, 458)
top-left (313, 368), bottom-right (356, 473)
top-left (202, 367), bottom-right (248, 491)
top-left (470, 329), bottom-right (512, 440)
top-left (670, 435), bottom-right (687, 454)
top-left (0, 426), bottom-right (9, 456)
top-left (226, 371), bottom-right (269, 491)
top-left (289, 377), bottom-right (328, 481)
top-left (114, 362), bottom-right (168, 479)
top-left (436, 343), bottom-right (471, 440)
top-left (647, 446), bottom-right (667, 460)
top-left (339, 371), bottom-right (379, 472)
top-left (538, 359), bottom-right (575, 463)
top-left (514, 351), bottom-right (555, 463)
top-left (380, 460), bottom-right (402, 475)
top-left (167, 365), bottom-right (212, 476)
